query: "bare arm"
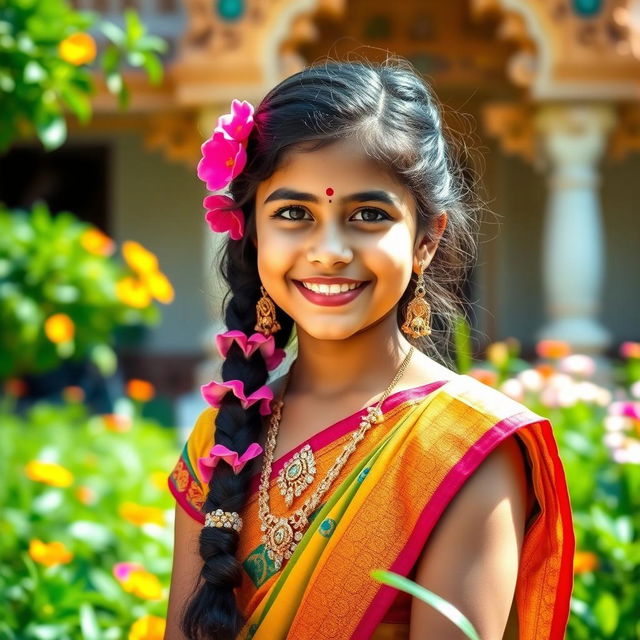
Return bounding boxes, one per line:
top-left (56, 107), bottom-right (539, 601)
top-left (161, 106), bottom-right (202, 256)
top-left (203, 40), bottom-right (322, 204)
top-left (165, 505), bottom-right (204, 640)
top-left (409, 435), bottom-right (528, 640)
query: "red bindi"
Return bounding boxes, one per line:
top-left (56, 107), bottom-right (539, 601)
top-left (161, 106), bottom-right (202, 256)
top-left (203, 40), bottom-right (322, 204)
top-left (325, 187), bottom-right (334, 196)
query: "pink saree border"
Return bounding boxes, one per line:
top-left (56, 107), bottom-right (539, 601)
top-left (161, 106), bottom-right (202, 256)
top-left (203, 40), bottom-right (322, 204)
top-left (351, 410), bottom-right (574, 639)
top-left (246, 379), bottom-right (449, 496)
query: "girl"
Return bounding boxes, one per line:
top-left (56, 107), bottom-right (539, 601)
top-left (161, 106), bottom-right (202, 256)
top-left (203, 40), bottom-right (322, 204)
top-left (166, 59), bottom-right (574, 640)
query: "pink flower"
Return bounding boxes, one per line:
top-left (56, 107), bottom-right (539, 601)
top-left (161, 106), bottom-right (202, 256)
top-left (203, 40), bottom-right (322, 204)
top-left (203, 195), bottom-right (245, 240)
top-left (113, 562), bottom-right (144, 582)
top-left (216, 99), bottom-right (254, 142)
top-left (201, 379), bottom-right (273, 415)
top-left (197, 131), bottom-right (247, 192)
top-left (620, 341), bottom-right (640, 359)
top-left (215, 330), bottom-right (285, 370)
top-left (198, 442), bottom-right (263, 481)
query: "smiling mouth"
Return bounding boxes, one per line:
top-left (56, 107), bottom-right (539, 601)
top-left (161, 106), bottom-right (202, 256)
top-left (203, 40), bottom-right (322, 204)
top-left (295, 280), bottom-right (367, 295)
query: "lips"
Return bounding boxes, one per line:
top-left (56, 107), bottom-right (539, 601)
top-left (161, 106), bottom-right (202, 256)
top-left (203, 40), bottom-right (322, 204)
top-left (292, 279), bottom-right (370, 307)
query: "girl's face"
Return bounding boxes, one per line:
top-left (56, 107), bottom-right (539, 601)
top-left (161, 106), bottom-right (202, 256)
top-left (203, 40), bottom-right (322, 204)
top-left (254, 138), bottom-right (426, 342)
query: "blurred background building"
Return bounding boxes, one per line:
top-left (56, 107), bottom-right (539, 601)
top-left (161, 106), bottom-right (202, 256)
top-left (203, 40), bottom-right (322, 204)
top-left (2, 0), bottom-right (639, 420)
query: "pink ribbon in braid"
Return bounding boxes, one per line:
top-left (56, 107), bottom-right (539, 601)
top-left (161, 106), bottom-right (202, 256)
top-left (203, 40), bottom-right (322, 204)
top-left (216, 330), bottom-right (285, 371)
top-left (201, 379), bottom-right (274, 415)
top-left (197, 442), bottom-right (263, 481)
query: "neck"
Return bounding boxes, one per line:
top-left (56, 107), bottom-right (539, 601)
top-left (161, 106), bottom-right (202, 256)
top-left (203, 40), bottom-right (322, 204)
top-left (286, 309), bottom-right (415, 399)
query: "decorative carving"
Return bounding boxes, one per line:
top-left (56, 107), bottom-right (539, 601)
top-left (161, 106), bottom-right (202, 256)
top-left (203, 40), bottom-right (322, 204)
top-left (144, 111), bottom-right (204, 166)
top-left (471, 0), bottom-right (640, 99)
top-left (482, 102), bottom-right (537, 164)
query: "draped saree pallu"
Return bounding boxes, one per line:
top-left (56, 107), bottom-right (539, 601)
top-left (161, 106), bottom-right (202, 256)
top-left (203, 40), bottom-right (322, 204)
top-left (168, 374), bottom-right (575, 640)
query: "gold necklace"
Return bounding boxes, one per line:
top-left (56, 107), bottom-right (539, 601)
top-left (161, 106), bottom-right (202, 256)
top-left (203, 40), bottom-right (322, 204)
top-left (258, 347), bottom-right (415, 570)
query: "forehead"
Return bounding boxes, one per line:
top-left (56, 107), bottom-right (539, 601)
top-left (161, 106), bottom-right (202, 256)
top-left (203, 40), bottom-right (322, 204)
top-left (256, 138), bottom-right (413, 202)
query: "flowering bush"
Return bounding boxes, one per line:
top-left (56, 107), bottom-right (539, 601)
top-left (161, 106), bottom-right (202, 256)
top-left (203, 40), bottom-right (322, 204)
top-left (455, 326), bottom-right (640, 639)
top-left (0, 201), bottom-right (174, 380)
top-left (0, 397), bottom-right (176, 638)
top-left (0, 0), bottom-right (166, 152)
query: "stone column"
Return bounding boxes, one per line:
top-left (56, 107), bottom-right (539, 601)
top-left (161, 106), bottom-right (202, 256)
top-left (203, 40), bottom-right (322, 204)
top-left (533, 103), bottom-right (616, 356)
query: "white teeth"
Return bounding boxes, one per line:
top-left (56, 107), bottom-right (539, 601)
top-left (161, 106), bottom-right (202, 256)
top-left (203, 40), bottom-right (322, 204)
top-left (301, 281), bottom-right (362, 295)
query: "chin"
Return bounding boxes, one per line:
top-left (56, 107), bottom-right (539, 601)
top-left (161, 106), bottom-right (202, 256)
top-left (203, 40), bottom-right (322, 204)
top-left (296, 321), bottom-right (362, 342)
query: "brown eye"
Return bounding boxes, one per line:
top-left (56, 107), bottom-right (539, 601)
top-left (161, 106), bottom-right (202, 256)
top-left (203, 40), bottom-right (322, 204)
top-left (271, 205), bottom-right (312, 221)
top-left (351, 208), bottom-right (391, 222)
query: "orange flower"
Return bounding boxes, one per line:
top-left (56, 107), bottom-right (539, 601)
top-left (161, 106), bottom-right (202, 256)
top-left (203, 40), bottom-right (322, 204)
top-left (574, 550), bottom-right (599, 574)
top-left (467, 368), bottom-right (498, 387)
top-left (126, 379), bottom-right (155, 402)
top-left (122, 569), bottom-right (163, 600)
top-left (535, 363), bottom-right (556, 379)
top-left (103, 413), bottom-right (133, 432)
top-left (62, 386), bottom-right (85, 403)
top-left (123, 241), bottom-right (159, 275)
top-left (536, 340), bottom-right (571, 360)
top-left (620, 341), bottom-right (640, 359)
top-left (4, 378), bottom-right (27, 397)
top-left (29, 539), bottom-right (73, 567)
top-left (116, 277), bottom-right (152, 309)
top-left (25, 460), bottom-right (74, 488)
top-left (75, 485), bottom-right (97, 505)
top-left (80, 228), bottom-right (115, 256)
top-left (129, 615), bottom-right (166, 640)
top-left (58, 32), bottom-right (97, 66)
top-left (120, 502), bottom-right (165, 526)
top-left (142, 271), bottom-right (174, 304)
top-left (44, 313), bottom-right (75, 344)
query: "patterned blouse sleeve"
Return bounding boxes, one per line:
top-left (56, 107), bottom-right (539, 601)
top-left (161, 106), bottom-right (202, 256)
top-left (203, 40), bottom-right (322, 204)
top-left (167, 406), bottom-right (218, 524)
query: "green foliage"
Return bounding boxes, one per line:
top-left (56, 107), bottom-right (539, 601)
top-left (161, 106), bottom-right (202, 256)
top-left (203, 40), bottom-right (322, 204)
top-left (0, 201), bottom-right (163, 379)
top-left (0, 0), bottom-right (167, 152)
top-left (0, 400), bottom-right (177, 638)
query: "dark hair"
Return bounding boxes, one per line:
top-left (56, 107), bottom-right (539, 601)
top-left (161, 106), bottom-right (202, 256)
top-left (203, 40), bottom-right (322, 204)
top-left (181, 57), bottom-right (481, 639)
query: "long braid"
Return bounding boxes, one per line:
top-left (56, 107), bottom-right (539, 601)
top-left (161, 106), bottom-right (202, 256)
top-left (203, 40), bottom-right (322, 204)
top-left (181, 237), bottom-right (293, 639)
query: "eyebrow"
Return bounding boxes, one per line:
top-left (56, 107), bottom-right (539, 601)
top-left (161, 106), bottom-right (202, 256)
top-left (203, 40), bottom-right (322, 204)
top-left (263, 187), bottom-right (399, 207)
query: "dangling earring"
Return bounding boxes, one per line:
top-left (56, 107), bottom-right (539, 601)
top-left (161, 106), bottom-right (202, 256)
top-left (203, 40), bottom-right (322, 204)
top-left (255, 285), bottom-right (281, 336)
top-left (401, 265), bottom-right (432, 338)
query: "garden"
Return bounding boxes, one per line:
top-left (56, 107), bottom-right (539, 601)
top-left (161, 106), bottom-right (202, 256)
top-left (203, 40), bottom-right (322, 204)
top-left (2, 1), bottom-right (640, 637)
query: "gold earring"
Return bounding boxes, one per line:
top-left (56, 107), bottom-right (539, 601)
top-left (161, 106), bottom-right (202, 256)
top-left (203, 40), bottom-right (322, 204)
top-left (401, 266), bottom-right (432, 338)
top-left (255, 286), bottom-right (281, 336)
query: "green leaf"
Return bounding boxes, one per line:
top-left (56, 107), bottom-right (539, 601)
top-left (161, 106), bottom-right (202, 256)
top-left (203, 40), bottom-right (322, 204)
top-left (370, 570), bottom-right (481, 640)
top-left (105, 71), bottom-right (122, 95)
top-left (79, 603), bottom-right (100, 640)
top-left (100, 21), bottom-right (125, 47)
top-left (35, 112), bottom-right (67, 150)
top-left (59, 85), bottom-right (92, 124)
top-left (124, 9), bottom-right (145, 44)
top-left (23, 60), bottom-right (46, 84)
top-left (453, 314), bottom-right (472, 374)
top-left (593, 592), bottom-right (619, 636)
top-left (141, 51), bottom-right (163, 84)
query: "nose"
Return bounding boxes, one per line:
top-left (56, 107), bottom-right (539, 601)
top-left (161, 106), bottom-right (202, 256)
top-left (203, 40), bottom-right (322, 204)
top-left (306, 221), bottom-right (353, 267)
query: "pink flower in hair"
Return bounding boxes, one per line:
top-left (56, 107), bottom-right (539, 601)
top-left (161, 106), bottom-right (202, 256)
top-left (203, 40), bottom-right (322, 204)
top-left (216, 330), bottom-right (285, 370)
top-left (197, 442), bottom-right (263, 481)
top-left (216, 99), bottom-right (254, 142)
top-left (203, 195), bottom-right (245, 240)
top-left (201, 379), bottom-right (273, 415)
top-left (197, 130), bottom-right (247, 192)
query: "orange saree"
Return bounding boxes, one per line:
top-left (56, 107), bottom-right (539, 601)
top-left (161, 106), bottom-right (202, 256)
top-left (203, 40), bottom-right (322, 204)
top-left (168, 374), bottom-right (574, 639)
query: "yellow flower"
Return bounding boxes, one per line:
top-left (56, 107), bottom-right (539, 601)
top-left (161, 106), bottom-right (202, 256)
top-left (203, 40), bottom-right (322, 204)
top-left (142, 270), bottom-right (175, 304)
top-left (574, 550), bottom-right (599, 574)
top-left (80, 228), bottom-right (115, 256)
top-left (44, 313), bottom-right (75, 344)
top-left (150, 471), bottom-right (168, 492)
top-left (123, 241), bottom-right (159, 275)
top-left (75, 485), bottom-right (97, 505)
top-left (129, 615), bottom-right (166, 640)
top-left (116, 277), bottom-right (152, 309)
top-left (486, 342), bottom-right (509, 368)
top-left (58, 33), bottom-right (97, 66)
top-left (102, 413), bottom-right (133, 433)
top-left (28, 539), bottom-right (73, 567)
top-left (122, 569), bottom-right (164, 600)
top-left (25, 460), bottom-right (74, 488)
top-left (120, 502), bottom-right (165, 526)
top-left (126, 379), bottom-right (155, 402)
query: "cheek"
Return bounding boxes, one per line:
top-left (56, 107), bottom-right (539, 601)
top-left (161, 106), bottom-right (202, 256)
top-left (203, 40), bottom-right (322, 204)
top-left (369, 230), bottom-right (414, 292)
